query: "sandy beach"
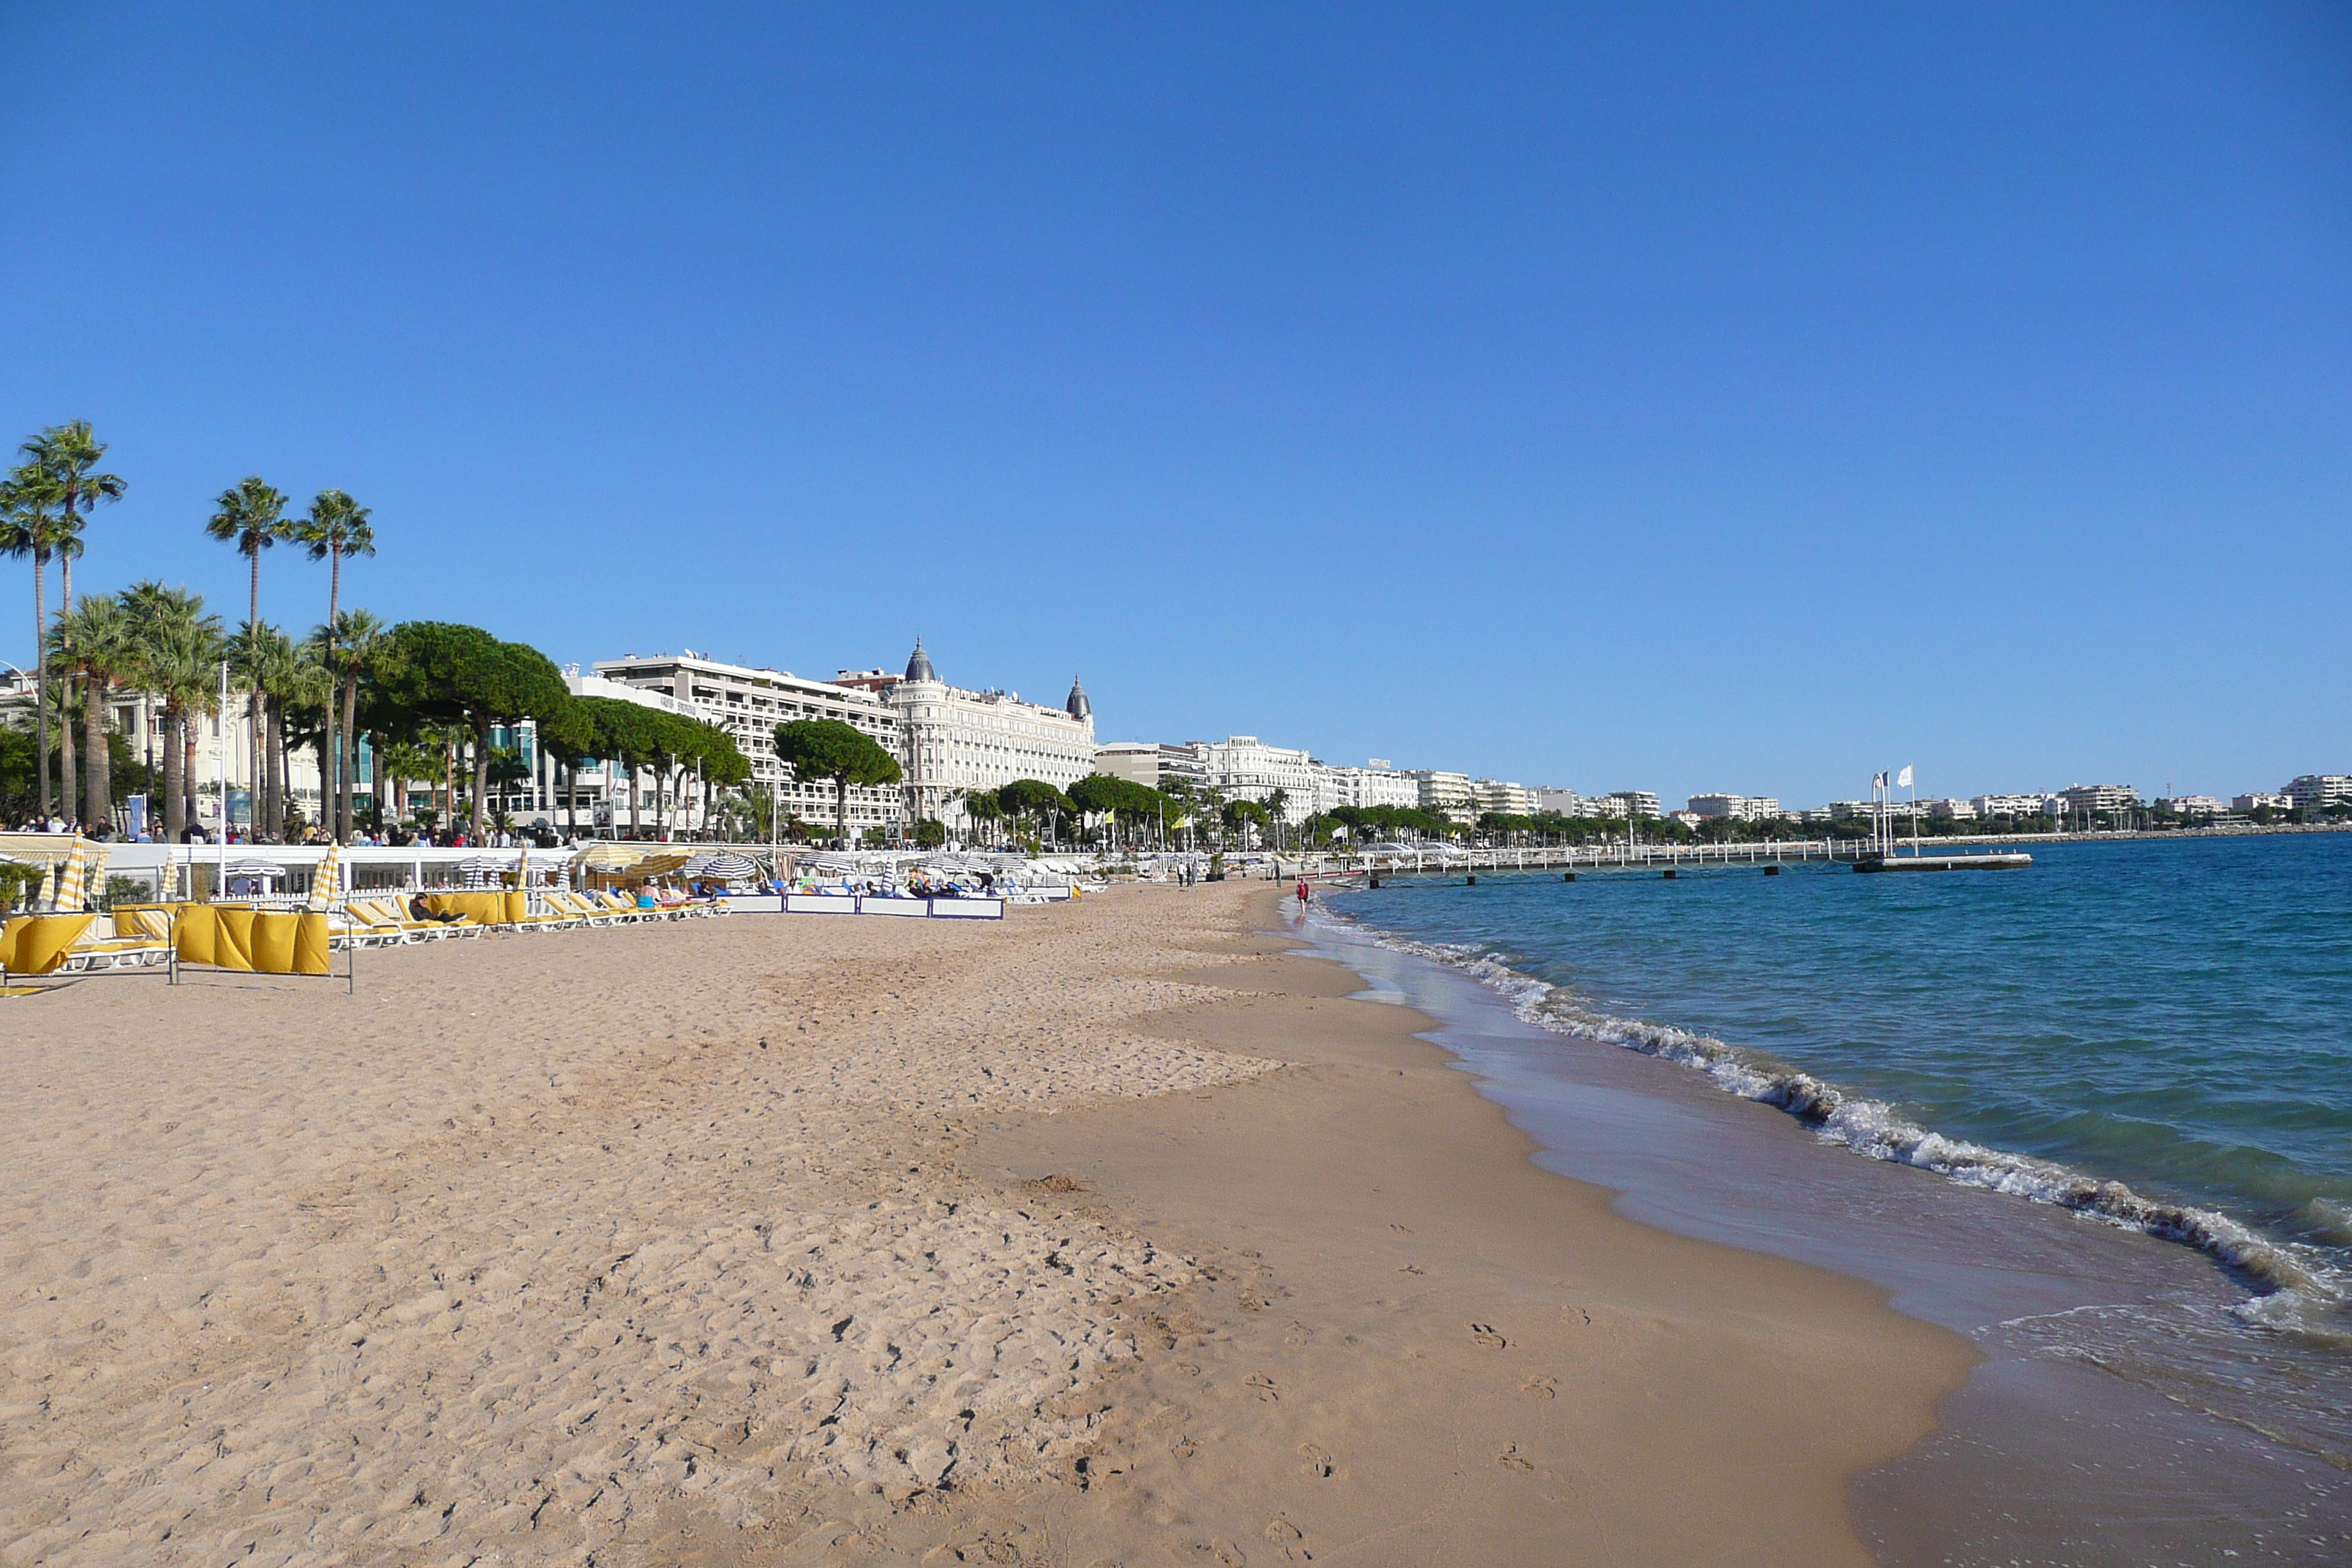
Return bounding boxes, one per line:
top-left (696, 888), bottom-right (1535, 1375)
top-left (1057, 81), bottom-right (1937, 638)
top-left (0, 882), bottom-right (1970, 1566)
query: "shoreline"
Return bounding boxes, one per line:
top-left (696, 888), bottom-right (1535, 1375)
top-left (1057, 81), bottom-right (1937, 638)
top-left (972, 884), bottom-right (1976, 1563)
top-left (1311, 869), bottom-right (2352, 1561)
top-left (1, 879), bottom-right (1970, 1565)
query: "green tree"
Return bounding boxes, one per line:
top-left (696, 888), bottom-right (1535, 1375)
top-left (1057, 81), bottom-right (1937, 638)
top-left (48, 594), bottom-right (133, 830)
top-left (293, 490), bottom-right (376, 840)
top-left (327, 608), bottom-right (385, 839)
top-left (125, 587), bottom-right (225, 841)
top-left (20, 423), bottom-right (127, 823)
top-left (369, 622), bottom-right (568, 840)
top-left (773, 718), bottom-right (902, 846)
top-left (912, 817), bottom-right (949, 849)
top-left (997, 778), bottom-right (1070, 848)
top-left (206, 477), bottom-right (292, 821)
top-left (954, 786), bottom-right (1001, 847)
top-left (0, 468), bottom-right (64, 818)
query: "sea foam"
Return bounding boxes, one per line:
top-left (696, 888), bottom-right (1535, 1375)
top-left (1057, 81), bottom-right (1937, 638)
top-left (1316, 911), bottom-right (2352, 1343)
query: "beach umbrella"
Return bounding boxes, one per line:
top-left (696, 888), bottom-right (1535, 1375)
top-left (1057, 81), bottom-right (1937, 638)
top-left (52, 839), bottom-right (88, 913)
top-left (684, 851), bottom-right (758, 883)
top-left (516, 842), bottom-right (531, 889)
top-left (309, 841), bottom-right (344, 910)
top-left (82, 842), bottom-right (112, 911)
top-left (457, 853), bottom-right (506, 888)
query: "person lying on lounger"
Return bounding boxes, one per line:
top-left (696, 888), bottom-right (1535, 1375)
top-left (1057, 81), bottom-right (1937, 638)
top-left (407, 894), bottom-right (467, 924)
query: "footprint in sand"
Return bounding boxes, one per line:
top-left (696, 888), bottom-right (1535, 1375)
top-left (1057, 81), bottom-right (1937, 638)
top-left (1388, 1223), bottom-right (1414, 1234)
top-left (1520, 1376), bottom-right (1558, 1400)
top-left (1469, 1322), bottom-right (1508, 1349)
top-left (1245, 1373), bottom-right (1279, 1401)
top-left (1497, 1444), bottom-right (1534, 1471)
top-left (1264, 1515), bottom-right (1310, 1561)
top-left (1395, 1263), bottom-right (1425, 1275)
top-left (1173, 1436), bottom-right (1199, 1460)
top-left (1297, 1442), bottom-right (1335, 1478)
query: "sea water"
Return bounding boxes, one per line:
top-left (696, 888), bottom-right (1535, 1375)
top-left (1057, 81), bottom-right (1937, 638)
top-left (1321, 832), bottom-right (2352, 1562)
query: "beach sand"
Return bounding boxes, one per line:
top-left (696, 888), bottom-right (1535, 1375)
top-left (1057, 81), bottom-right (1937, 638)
top-left (0, 882), bottom-right (1970, 1565)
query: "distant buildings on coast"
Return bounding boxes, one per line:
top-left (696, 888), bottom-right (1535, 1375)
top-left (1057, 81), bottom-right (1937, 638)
top-left (12, 636), bottom-right (2342, 840)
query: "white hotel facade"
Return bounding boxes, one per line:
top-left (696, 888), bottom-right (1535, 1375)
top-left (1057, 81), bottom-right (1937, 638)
top-left (840, 641), bottom-right (1097, 829)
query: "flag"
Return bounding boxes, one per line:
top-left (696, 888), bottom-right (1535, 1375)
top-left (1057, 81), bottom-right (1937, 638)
top-left (1873, 772), bottom-right (1888, 790)
top-left (1896, 765), bottom-right (1914, 789)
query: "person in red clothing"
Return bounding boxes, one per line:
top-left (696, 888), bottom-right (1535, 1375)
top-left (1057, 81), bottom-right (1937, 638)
top-left (1296, 878), bottom-right (1311, 906)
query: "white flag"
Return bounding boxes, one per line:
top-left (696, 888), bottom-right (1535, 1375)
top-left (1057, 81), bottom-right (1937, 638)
top-left (1896, 765), bottom-right (1914, 789)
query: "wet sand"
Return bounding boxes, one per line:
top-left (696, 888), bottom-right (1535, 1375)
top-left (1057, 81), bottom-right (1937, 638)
top-left (0, 881), bottom-right (1969, 1565)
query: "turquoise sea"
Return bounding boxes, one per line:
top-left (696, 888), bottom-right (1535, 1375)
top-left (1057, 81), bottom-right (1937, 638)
top-left (1330, 832), bottom-right (2352, 1329)
top-left (1319, 831), bottom-right (2352, 1560)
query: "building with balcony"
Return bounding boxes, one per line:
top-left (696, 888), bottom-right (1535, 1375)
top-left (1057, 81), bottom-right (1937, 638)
top-left (878, 641), bottom-right (1098, 828)
top-left (591, 652), bottom-right (904, 837)
top-left (1409, 769), bottom-right (1477, 823)
top-left (1686, 793), bottom-right (1783, 822)
top-left (1473, 779), bottom-right (1539, 816)
top-left (2283, 774), bottom-right (2352, 813)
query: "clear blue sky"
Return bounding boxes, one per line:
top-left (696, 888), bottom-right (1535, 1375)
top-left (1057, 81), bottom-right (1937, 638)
top-left (3, 4), bottom-right (2345, 807)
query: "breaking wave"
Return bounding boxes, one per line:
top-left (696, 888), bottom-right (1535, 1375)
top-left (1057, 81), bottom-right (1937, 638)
top-left (1316, 911), bottom-right (2352, 1344)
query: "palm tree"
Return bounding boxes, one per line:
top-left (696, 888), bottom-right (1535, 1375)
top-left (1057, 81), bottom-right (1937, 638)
top-left (23, 423), bottom-right (124, 614)
top-left (205, 477), bottom-right (291, 826)
top-left (23, 423), bottom-right (127, 821)
top-left (120, 583), bottom-right (219, 842)
top-left (159, 622), bottom-right (228, 843)
top-left (328, 608), bottom-right (382, 839)
top-left (252, 629), bottom-right (327, 839)
top-left (48, 595), bottom-right (133, 832)
top-left (293, 490), bottom-right (375, 840)
top-left (0, 470), bottom-right (62, 819)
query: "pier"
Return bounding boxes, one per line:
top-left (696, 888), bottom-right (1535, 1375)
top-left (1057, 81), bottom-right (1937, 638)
top-left (1286, 839), bottom-right (2032, 881)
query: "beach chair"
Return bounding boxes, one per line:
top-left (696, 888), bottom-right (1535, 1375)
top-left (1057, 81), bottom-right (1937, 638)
top-left (549, 891), bottom-right (621, 927)
top-left (353, 897), bottom-right (470, 942)
top-left (78, 907), bottom-right (178, 969)
top-left (592, 891), bottom-right (652, 924)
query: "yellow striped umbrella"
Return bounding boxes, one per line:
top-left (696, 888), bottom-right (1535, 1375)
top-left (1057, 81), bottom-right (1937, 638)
top-left (309, 840), bottom-right (345, 911)
top-left (82, 842), bottom-right (112, 911)
top-left (33, 861), bottom-right (55, 911)
top-left (52, 839), bottom-right (88, 914)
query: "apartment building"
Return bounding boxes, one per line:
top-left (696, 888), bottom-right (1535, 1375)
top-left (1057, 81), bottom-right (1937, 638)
top-left (1473, 779), bottom-right (1539, 816)
top-left (2059, 783), bottom-right (2141, 814)
top-left (1409, 769), bottom-right (1476, 823)
top-left (1606, 789), bottom-right (1662, 818)
top-left (2283, 774), bottom-right (2352, 813)
top-left (1686, 793), bottom-right (1783, 822)
top-left (1327, 764), bottom-right (1420, 811)
top-left (592, 652), bottom-right (905, 837)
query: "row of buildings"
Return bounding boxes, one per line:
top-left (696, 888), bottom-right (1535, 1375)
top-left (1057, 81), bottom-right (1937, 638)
top-left (10, 636), bottom-right (2348, 840)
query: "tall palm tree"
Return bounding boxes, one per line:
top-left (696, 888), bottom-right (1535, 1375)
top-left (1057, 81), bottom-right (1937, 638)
top-left (205, 477), bottom-right (290, 827)
top-left (148, 616), bottom-right (227, 843)
top-left (328, 608), bottom-right (382, 840)
top-left (23, 423), bottom-right (123, 614)
top-left (23, 423), bottom-right (127, 821)
top-left (48, 595), bottom-right (132, 832)
top-left (293, 491), bottom-right (374, 840)
top-left (120, 583), bottom-right (216, 840)
top-left (0, 470), bottom-right (61, 818)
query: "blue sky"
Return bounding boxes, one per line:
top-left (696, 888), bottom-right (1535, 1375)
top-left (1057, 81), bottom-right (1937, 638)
top-left (2, 4), bottom-right (2345, 807)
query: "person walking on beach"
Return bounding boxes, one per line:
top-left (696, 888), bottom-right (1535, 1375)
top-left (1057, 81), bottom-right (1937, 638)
top-left (1297, 878), bottom-right (1311, 907)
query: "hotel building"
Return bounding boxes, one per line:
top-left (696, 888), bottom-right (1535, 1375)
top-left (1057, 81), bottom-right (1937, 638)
top-left (843, 641), bottom-right (1096, 828)
top-left (589, 652), bottom-right (905, 837)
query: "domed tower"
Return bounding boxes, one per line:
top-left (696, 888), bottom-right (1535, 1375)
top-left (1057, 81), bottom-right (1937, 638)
top-left (1065, 675), bottom-right (1091, 723)
top-left (904, 637), bottom-right (937, 684)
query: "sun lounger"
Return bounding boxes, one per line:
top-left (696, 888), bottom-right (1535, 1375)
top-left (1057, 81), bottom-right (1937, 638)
top-left (549, 891), bottom-right (622, 927)
top-left (352, 897), bottom-right (475, 941)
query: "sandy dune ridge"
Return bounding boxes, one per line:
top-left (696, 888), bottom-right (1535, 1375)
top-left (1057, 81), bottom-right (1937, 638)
top-left (0, 891), bottom-right (1275, 1565)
